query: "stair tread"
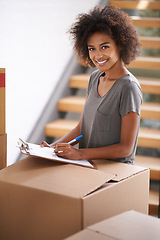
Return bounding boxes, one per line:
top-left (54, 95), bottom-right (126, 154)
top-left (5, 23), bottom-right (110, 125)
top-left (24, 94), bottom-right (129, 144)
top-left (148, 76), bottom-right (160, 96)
top-left (131, 16), bottom-right (160, 28)
top-left (128, 56), bottom-right (160, 70)
top-left (135, 155), bottom-right (160, 180)
top-left (46, 119), bottom-right (78, 130)
top-left (58, 96), bottom-right (160, 119)
top-left (45, 119), bottom-right (78, 138)
top-left (141, 102), bottom-right (160, 120)
top-left (135, 155), bottom-right (160, 171)
top-left (58, 96), bottom-right (85, 106)
top-left (140, 36), bottom-right (160, 49)
top-left (142, 102), bottom-right (160, 110)
top-left (70, 74), bottom-right (160, 94)
top-left (69, 74), bottom-right (90, 89)
top-left (46, 119), bottom-right (160, 140)
top-left (149, 190), bottom-right (159, 217)
top-left (139, 127), bottom-right (160, 139)
top-left (138, 127), bottom-right (160, 148)
top-left (58, 96), bottom-right (84, 113)
top-left (59, 96), bottom-right (160, 105)
top-left (58, 96), bottom-right (85, 113)
top-left (132, 16), bottom-right (160, 21)
top-left (45, 119), bottom-right (160, 144)
top-left (133, 56), bottom-right (160, 62)
top-left (149, 190), bottom-right (159, 207)
top-left (60, 96), bottom-right (160, 107)
top-left (110, 1), bottom-right (160, 10)
top-left (46, 119), bottom-right (160, 138)
top-left (138, 77), bottom-right (160, 94)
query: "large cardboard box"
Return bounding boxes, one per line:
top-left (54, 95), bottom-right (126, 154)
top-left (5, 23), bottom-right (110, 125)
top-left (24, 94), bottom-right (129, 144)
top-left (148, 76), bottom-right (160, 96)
top-left (66, 210), bottom-right (160, 240)
top-left (0, 157), bottom-right (149, 240)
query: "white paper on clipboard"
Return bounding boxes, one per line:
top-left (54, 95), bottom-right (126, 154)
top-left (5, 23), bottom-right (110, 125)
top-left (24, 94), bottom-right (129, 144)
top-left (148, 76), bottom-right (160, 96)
top-left (17, 139), bottom-right (95, 169)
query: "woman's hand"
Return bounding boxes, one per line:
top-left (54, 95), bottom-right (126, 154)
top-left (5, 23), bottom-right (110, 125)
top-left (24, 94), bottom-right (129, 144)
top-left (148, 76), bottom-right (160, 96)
top-left (40, 141), bottom-right (51, 148)
top-left (40, 141), bottom-right (56, 148)
top-left (54, 143), bottom-right (83, 160)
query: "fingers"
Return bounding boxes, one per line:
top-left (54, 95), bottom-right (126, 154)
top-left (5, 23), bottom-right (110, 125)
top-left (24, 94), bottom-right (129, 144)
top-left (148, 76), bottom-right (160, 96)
top-left (54, 143), bottom-right (81, 160)
top-left (40, 142), bottom-right (79, 160)
top-left (40, 141), bottom-right (51, 148)
top-left (54, 143), bottom-right (69, 155)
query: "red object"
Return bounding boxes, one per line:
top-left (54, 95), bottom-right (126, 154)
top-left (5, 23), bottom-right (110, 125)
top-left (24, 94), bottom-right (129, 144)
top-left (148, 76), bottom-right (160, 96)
top-left (0, 73), bottom-right (5, 87)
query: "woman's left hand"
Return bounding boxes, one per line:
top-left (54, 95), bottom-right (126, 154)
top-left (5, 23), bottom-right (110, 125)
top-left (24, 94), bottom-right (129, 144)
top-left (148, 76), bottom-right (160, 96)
top-left (54, 143), bottom-right (82, 160)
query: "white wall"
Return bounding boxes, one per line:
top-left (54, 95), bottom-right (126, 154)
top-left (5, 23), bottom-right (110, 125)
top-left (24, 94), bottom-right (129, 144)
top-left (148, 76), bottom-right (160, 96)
top-left (0, 0), bottom-right (99, 166)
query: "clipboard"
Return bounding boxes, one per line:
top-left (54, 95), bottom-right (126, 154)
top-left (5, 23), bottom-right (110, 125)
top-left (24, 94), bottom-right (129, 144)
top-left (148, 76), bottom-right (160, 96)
top-left (17, 138), bottom-right (95, 169)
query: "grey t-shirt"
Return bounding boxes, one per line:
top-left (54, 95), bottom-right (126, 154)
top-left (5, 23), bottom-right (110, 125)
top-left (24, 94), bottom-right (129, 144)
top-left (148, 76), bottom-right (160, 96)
top-left (79, 69), bottom-right (142, 164)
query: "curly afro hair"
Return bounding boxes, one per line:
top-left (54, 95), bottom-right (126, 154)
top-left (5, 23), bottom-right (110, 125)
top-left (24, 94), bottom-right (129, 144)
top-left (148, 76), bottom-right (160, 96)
top-left (68, 5), bottom-right (141, 67)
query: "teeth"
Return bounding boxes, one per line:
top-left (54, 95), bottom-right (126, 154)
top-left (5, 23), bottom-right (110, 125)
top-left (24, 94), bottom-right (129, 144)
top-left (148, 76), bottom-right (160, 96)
top-left (96, 59), bottom-right (108, 64)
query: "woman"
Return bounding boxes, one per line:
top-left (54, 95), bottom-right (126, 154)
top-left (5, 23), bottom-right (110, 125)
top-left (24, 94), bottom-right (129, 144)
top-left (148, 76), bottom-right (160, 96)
top-left (41, 5), bottom-right (142, 164)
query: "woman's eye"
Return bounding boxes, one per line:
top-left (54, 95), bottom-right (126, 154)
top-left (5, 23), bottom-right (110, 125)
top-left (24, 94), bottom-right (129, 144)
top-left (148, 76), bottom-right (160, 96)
top-left (102, 45), bottom-right (109, 50)
top-left (88, 48), bottom-right (95, 51)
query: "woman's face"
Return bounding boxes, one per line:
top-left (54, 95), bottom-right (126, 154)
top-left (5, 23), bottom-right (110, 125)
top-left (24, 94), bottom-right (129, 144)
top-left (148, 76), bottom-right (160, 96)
top-left (87, 32), bottom-right (121, 72)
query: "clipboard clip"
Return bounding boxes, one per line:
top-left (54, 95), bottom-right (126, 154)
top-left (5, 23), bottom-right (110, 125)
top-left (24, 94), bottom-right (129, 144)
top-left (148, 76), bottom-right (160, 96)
top-left (17, 138), bottom-right (30, 153)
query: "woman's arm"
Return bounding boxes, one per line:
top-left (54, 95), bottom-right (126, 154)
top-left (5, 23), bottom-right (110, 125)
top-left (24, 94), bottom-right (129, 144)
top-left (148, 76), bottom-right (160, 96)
top-left (40, 116), bottom-right (82, 148)
top-left (41, 95), bottom-right (88, 148)
top-left (54, 111), bottom-right (139, 160)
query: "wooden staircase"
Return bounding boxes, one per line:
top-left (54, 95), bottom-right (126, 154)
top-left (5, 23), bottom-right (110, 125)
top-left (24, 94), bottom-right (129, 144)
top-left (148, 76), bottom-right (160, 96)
top-left (45, 1), bottom-right (160, 217)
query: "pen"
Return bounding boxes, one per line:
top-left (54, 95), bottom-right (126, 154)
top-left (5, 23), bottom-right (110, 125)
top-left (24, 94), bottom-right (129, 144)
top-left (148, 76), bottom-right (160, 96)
top-left (68, 135), bottom-right (83, 145)
top-left (54, 135), bottom-right (83, 153)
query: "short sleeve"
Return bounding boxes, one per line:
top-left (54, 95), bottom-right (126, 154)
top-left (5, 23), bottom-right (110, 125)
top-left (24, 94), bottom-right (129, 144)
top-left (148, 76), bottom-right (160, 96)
top-left (87, 75), bottom-right (92, 95)
top-left (120, 81), bottom-right (142, 117)
top-left (87, 70), bottom-right (101, 95)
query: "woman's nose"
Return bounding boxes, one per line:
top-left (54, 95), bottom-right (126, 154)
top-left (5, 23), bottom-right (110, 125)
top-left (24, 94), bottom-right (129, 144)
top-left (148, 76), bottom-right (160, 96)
top-left (95, 50), bottom-right (103, 59)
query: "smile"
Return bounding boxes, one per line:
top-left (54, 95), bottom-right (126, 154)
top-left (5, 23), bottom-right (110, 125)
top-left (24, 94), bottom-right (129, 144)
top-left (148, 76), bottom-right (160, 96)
top-left (95, 59), bottom-right (109, 65)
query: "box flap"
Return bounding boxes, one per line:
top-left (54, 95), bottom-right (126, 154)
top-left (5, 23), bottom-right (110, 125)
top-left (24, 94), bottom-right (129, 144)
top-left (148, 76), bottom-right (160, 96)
top-left (0, 157), bottom-right (115, 198)
top-left (93, 160), bottom-right (148, 181)
top-left (88, 210), bottom-right (160, 240)
top-left (65, 229), bottom-right (113, 240)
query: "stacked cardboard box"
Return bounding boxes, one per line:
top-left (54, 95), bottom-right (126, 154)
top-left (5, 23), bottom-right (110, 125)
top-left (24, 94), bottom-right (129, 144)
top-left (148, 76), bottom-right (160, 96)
top-left (0, 157), bottom-right (149, 240)
top-left (66, 210), bottom-right (160, 240)
top-left (0, 68), bottom-right (7, 169)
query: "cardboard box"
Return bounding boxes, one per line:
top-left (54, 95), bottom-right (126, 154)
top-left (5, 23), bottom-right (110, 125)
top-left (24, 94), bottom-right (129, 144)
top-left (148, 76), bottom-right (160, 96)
top-left (0, 133), bottom-right (7, 169)
top-left (66, 210), bottom-right (160, 240)
top-left (0, 68), bottom-right (5, 135)
top-left (0, 157), bottom-right (149, 240)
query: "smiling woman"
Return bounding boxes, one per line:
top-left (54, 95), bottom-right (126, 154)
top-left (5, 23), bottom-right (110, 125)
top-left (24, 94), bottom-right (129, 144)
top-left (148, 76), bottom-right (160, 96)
top-left (69, 5), bottom-right (141, 67)
top-left (87, 33), bottom-right (121, 74)
top-left (87, 32), bottom-right (127, 97)
top-left (41, 5), bottom-right (142, 165)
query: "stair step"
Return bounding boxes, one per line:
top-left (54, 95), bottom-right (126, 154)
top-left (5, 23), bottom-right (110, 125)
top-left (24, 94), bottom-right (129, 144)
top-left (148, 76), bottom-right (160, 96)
top-left (149, 190), bottom-right (159, 216)
top-left (131, 16), bottom-right (160, 28)
top-left (58, 96), bottom-right (85, 113)
top-left (58, 96), bottom-right (160, 120)
top-left (141, 102), bottom-right (160, 120)
top-left (135, 155), bottom-right (160, 180)
top-left (138, 77), bottom-right (160, 94)
top-left (45, 119), bottom-right (160, 149)
top-left (45, 119), bottom-right (78, 138)
top-left (128, 56), bottom-right (160, 70)
top-left (140, 36), bottom-right (160, 49)
top-left (69, 74), bottom-right (160, 94)
top-left (69, 74), bottom-right (89, 89)
top-left (110, 0), bottom-right (160, 10)
top-left (138, 127), bottom-right (160, 148)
